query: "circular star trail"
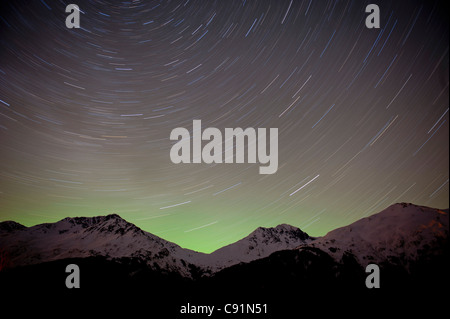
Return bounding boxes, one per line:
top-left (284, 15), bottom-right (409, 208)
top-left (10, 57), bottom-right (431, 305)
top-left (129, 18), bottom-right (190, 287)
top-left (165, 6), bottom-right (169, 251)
top-left (0, 0), bottom-right (448, 252)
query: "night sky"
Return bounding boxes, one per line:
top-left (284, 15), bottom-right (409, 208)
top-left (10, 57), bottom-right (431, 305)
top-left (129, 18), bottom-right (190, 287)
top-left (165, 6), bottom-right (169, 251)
top-left (0, 0), bottom-right (448, 253)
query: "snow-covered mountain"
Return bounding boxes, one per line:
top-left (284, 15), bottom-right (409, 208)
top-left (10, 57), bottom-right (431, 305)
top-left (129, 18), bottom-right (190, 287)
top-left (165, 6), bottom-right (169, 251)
top-left (0, 214), bottom-right (311, 276)
top-left (205, 224), bottom-right (312, 269)
top-left (301, 203), bottom-right (449, 270)
top-left (1, 203), bottom-right (447, 281)
top-left (0, 214), bottom-right (204, 277)
top-left (1, 202), bottom-right (447, 313)
top-left (204, 202), bottom-right (448, 297)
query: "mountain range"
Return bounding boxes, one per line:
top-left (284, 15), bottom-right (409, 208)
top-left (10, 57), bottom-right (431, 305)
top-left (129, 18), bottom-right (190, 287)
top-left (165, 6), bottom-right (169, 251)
top-left (0, 213), bottom-right (313, 277)
top-left (0, 202), bottom-right (448, 316)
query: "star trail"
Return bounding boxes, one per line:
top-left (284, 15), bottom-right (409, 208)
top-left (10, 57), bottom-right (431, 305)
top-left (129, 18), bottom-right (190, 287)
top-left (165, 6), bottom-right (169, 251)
top-left (0, 0), bottom-right (448, 252)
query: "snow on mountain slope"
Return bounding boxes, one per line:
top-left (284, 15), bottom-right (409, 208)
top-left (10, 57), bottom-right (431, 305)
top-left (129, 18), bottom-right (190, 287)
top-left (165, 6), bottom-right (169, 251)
top-left (201, 224), bottom-right (312, 270)
top-left (0, 215), bottom-right (312, 276)
top-left (2, 203), bottom-right (446, 278)
top-left (0, 214), bottom-right (205, 277)
top-left (303, 203), bottom-right (449, 268)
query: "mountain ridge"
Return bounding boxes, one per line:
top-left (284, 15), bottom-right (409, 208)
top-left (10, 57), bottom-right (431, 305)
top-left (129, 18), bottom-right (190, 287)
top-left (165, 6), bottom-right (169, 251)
top-left (0, 202), bottom-right (448, 281)
top-left (300, 202), bottom-right (449, 268)
top-left (0, 202), bottom-right (448, 316)
top-left (0, 212), bottom-right (312, 276)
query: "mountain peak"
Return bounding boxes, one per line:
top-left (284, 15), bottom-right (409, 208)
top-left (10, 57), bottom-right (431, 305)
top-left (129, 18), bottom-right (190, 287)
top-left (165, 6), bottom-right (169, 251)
top-left (391, 202), bottom-right (420, 209)
top-left (307, 202), bottom-right (448, 265)
top-left (105, 213), bottom-right (123, 220)
top-left (255, 223), bottom-right (296, 231)
top-left (274, 223), bottom-right (302, 231)
top-left (46, 214), bottom-right (147, 239)
top-left (388, 202), bottom-right (442, 212)
top-left (206, 223), bottom-right (312, 270)
top-left (0, 220), bottom-right (26, 232)
top-left (252, 224), bottom-right (311, 241)
top-left (60, 213), bottom-right (127, 227)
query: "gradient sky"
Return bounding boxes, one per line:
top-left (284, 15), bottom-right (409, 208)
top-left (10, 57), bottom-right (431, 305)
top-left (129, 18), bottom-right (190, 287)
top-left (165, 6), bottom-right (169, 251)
top-left (0, 0), bottom-right (448, 253)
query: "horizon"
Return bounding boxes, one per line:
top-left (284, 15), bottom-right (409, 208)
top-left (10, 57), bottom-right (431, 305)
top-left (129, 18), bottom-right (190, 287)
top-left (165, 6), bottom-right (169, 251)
top-left (2, 201), bottom-right (448, 253)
